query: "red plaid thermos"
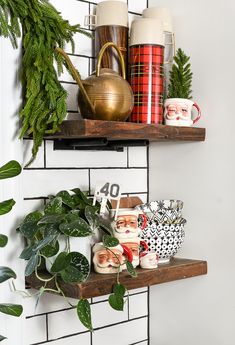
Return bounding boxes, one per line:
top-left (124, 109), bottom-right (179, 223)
top-left (129, 19), bottom-right (165, 124)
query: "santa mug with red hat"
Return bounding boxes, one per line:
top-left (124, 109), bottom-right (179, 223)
top-left (92, 242), bottom-right (133, 274)
top-left (111, 208), bottom-right (147, 241)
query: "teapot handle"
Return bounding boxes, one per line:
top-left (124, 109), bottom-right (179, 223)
top-left (96, 42), bottom-right (126, 79)
top-left (55, 47), bottom-right (95, 114)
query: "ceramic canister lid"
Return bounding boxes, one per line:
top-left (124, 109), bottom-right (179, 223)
top-left (142, 7), bottom-right (173, 33)
top-left (130, 18), bottom-right (164, 46)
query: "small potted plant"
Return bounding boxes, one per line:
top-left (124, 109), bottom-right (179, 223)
top-left (18, 188), bottom-right (136, 331)
top-left (164, 48), bottom-right (201, 127)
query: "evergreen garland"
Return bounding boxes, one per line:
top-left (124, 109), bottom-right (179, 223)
top-left (167, 48), bottom-right (193, 99)
top-left (0, 0), bottom-right (90, 166)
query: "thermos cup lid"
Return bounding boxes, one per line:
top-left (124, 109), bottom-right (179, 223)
top-left (142, 7), bottom-right (173, 33)
top-left (95, 1), bottom-right (128, 27)
top-left (130, 18), bottom-right (164, 46)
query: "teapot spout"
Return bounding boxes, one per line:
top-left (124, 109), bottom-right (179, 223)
top-left (55, 47), bottom-right (95, 115)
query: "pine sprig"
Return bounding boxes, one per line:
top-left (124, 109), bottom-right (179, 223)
top-left (167, 48), bottom-right (193, 99)
top-left (0, 0), bottom-right (91, 166)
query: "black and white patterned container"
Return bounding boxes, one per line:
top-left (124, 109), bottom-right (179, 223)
top-left (136, 200), bottom-right (186, 263)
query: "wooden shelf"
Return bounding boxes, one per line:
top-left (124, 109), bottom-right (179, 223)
top-left (26, 258), bottom-right (207, 299)
top-left (45, 120), bottom-right (206, 142)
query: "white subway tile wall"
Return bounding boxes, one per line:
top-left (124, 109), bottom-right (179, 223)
top-left (24, 0), bottom-right (149, 344)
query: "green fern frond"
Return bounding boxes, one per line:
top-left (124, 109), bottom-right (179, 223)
top-left (0, 0), bottom-right (92, 165)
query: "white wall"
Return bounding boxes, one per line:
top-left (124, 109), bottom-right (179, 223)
top-left (149, 0), bottom-right (235, 344)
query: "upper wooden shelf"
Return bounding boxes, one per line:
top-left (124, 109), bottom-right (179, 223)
top-left (45, 119), bottom-right (206, 142)
top-left (26, 258), bottom-right (207, 299)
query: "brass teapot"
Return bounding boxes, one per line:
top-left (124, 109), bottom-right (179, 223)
top-left (56, 42), bottom-right (134, 121)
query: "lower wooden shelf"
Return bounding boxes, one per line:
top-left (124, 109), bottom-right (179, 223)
top-left (26, 258), bottom-right (207, 299)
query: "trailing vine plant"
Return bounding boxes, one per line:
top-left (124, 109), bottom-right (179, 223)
top-left (0, 0), bottom-right (90, 166)
top-left (18, 189), bottom-right (136, 331)
top-left (0, 160), bottom-right (22, 342)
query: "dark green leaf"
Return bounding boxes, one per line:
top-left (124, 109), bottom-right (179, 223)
top-left (0, 267), bottom-right (16, 283)
top-left (44, 197), bottom-right (63, 215)
top-left (25, 253), bottom-right (39, 276)
top-left (60, 265), bottom-right (85, 283)
top-left (103, 234), bottom-right (119, 247)
top-left (43, 223), bottom-right (60, 237)
top-left (0, 199), bottom-right (15, 216)
top-left (108, 294), bottom-right (124, 311)
top-left (77, 299), bottom-right (93, 331)
top-left (0, 304), bottom-right (23, 317)
top-left (20, 245), bottom-right (37, 260)
top-left (0, 161), bottom-right (21, 180)
top-left (126, 261), bottom-right (137, 278)
top-left (64, 211), bottom-right (80, 223)
top-left (68, 252), bottom-right (90, 281)
top-left (33, 235), bottom-right (56, 252)
top-left (71, 188), bottom-right (92, 205)
top-left (40, 241), bottom-right (59, 258)
top-left (19, 221), bottom-right (40, 239)
top-left (59, 218), bottom-right (92, 237)
top-left (85, 206), bottom-right (99, 230)
top-left (113, 283), bottom-right (126, 297)
top-left (38, 214), bottom-right (65, 224)
top-left (56, 191), bottom-right (75, 209)
top-left (0, 235), bottom-right (8, 248)
top-left (0, 335), bottom-right (7, 341)
top-left (50, 252), bottom-right (71, 273)
top-left (24, 211), bottom-right (42, 223)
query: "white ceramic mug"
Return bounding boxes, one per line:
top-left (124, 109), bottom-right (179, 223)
top-left (84, 1), bottom-right (128, 28)
top-left (164, 98), bottom-right (201, 127)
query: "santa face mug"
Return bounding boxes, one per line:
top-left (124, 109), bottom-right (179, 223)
top-left (111, 209), bottom-right (147, 240)
top-left (164, 98), bottom-right (201, 126)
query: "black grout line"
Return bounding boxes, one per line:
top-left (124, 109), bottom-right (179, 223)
top-left (90, 290), bottom-right (148, 306)
top-left (129, 340), bottom-right (149, 345)
top-left (26, 291), bottom-right (148, 319)
top-left (128, 11), bottom-right (142, 16)
top-left (90, 330), bottom-right (93, 345)
top-left (24, 197), bottom-right (48, 201)
top-left (59, 80), bottom-right (78, 85)
top-left (46, 314), bottom-right (49, 341)
top-left (29, 315), bottom-right (148, 345)
top-left (147, 287), bottom-right (150, 345)
top-left (127, 293), bottom-right (130, 321)
top-left (93, 315), bottom-right (148, 332)
top-left (88, 168), bottom-right (91, 195)
top-left (127, 147), bottom-right (130, 168)
top-left (44, 140), bottom-right (46, 168)
top-left (24, 167), bottom-right (148, 171)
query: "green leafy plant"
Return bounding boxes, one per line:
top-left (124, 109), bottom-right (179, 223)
top-left (0, 160), bottom-right (23, 342)
top-left (0, 0), bottom-right (91, 166)
top-left (18, 189), bottom-right (136, 331)
top-left (168, 48), bottom-right (193, 99)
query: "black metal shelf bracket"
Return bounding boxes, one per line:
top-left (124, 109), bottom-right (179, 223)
top-left (53, 138), bottom-right (149, 151)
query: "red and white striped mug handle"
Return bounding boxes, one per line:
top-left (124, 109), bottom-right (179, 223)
top-left (192, 102), bottom-right (201, 124)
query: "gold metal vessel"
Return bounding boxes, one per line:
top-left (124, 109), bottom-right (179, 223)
top-left (56, 42), bottom-right (134, 121)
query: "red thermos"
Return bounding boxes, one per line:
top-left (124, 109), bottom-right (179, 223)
top-left (129, 18), bottom-right (165, 124)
